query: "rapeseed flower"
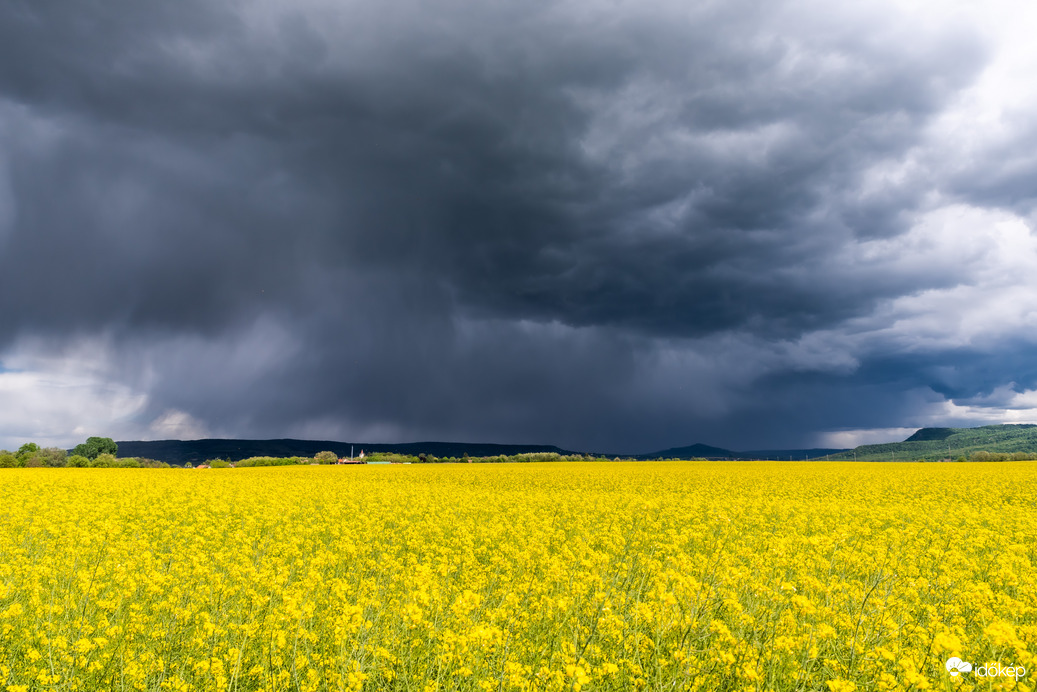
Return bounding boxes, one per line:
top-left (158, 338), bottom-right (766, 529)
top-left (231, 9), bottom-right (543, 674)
top-left (0, 462), bottom-right (1033, 690)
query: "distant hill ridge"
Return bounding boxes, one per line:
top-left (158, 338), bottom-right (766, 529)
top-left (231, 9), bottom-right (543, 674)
top-left (116, 438), bottom-right (848, 465)
top-left (116, 439), bottom-right (573, 466)
top-left (115, 424), bottom-right (1037, 465)
top-left (834, 424), bottom-right (1037, 461)
top-left (628, 444), bottom-right (848, 461)
top-left (904, 427), bottom-right (957, 442)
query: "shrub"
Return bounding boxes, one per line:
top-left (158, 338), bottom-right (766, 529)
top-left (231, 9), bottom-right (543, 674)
top-left (91, 453), bottom-right (118, 468)
top-left (314, 451), bottom-right (339, 464)
top-left (67, 454), bottom-right (91, 468)
top-left (236, 456), bottom-right (303, 467)
top-left (137, 458), bottom-right (170, 468)
top-left (971, 450), bottom-right (1011, 462)
top-left (15, 448), bottom-right (67, 467)
top-left (39, 447), bottom-right (68, 467)
top-left (364, 453), bottom-right (420, 464)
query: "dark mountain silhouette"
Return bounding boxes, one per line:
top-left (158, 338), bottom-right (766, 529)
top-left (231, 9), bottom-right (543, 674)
top-left (631, 444), bottom-right (848, 460)
top-left (116, 438), bottom-right (850, 465)
top-left (631, 443), bottom-right (737, 459)
top-left (114, 425), bottom-right (1037, 465)
top-left (116, 439), bottom-right (575, 466)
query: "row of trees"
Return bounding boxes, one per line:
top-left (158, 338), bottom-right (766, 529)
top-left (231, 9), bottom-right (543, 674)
top-left (0, 443), bottom-right (70, 468)
top-left (968, 450), bottom-right (1037, 461)
top-left (4, 440), bottom-right (622, 469)
top-left (0, 437), bottom-right (171, 468)
top-left (197, 451), bottom-right (605, 467)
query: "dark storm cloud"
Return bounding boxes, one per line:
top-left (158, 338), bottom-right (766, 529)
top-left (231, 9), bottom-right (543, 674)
top-left (0, 0), bottom-right (1028, 450)
top-left (944, 119), bottom-right (1037, 218)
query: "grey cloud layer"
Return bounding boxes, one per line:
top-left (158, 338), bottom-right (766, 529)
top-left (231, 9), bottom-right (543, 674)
top-left (0, 0), bottom-right (1029, 450)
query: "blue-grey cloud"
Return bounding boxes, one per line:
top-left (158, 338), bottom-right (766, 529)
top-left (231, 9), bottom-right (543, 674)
top-left (1, 0), bottom-right (1033, 451)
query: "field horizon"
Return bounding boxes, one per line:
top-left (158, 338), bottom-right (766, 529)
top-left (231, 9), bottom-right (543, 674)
top-left (105, 422), bottom-right (1037, 466)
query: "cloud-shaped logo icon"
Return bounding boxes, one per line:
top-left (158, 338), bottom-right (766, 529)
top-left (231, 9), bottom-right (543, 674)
top-left (946, 657), bottom-right (973, 676)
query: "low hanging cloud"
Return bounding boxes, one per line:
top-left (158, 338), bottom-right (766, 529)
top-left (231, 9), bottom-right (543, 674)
top-left (1, 0), bottom-right (1036, 452)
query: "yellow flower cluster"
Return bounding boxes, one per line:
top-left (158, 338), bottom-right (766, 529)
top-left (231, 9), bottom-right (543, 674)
top-left (0, 462), bottom-right (1034, 691)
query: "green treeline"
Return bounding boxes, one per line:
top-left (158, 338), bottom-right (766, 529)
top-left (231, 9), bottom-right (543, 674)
top-left (965, 450), bottom-right (1037, 461)
top-left (234, 451), bottom-right (604, 466)
top-left (10, 424), bottom-right (1037, 468)
top-left (0, 437), bottom-right (172, 468)
top-left (0, 442), bottom-right (606, 468)
top-left (234, 456), bottom-right (311, 467)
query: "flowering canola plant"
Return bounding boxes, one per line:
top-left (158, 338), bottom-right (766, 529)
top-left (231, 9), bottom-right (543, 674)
top-left (0, 462), bottom-right (1034, 691)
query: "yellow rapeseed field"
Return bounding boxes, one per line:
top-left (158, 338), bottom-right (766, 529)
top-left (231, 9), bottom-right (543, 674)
top-left (0, 462), bottom-right (1034, 691)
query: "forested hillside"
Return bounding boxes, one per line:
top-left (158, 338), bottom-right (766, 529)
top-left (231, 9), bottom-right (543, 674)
top-left (833, 424), bottom-right (1037, 461)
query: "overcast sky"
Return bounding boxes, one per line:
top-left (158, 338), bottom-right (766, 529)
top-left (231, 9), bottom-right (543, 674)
top-left (2, 0), bottom-right (1037, 453)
